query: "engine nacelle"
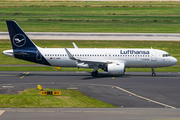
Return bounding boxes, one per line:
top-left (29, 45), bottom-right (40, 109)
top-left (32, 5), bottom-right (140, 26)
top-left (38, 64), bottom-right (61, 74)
top-left (107, 63), bottom-right (125, 75)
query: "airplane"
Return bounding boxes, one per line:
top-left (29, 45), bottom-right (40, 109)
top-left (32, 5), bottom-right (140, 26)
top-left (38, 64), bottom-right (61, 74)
top-left (3, 20), bottom-right (178, 77)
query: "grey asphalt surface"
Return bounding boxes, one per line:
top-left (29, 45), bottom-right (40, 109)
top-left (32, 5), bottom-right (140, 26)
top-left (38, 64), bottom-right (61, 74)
top-left (0, 71), bottom-right (180, 120)
top-left (1, 108), bottom-right (180, 120)
top-left (1, 32), bottom-right (180, 41)
top-left (0, 71), bottom-right (180, 108)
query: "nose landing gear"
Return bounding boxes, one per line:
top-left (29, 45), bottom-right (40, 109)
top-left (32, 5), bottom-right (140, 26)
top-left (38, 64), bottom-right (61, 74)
top-left (152, 68), bottom-right (156, 76)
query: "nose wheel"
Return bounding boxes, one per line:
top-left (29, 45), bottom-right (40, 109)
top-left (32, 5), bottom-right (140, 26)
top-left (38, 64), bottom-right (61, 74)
top-left (152, 68), bottom-right (156, 76)
top-left (152, 73), bottom-right (156, 76)
top-left (91, 70), bottom-right (98, 77)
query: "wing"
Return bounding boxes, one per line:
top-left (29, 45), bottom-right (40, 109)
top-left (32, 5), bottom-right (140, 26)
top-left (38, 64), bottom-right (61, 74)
top-left (64, 48), bottom-right (126, 68)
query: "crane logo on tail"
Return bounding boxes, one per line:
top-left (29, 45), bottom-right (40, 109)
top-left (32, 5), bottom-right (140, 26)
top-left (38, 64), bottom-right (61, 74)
top-left (13, 34), bottom-right (26, 47)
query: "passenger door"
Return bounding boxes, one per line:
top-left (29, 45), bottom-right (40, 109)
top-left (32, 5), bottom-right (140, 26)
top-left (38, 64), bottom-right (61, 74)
top-left (151, 50), bottom-right (157, 61)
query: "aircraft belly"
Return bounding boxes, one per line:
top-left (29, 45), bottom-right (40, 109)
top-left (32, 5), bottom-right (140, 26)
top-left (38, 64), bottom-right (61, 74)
top-left (127, 60), bottom-right (153, 68)
top-left (126, 59), bottom-right (141, 66)
top-left (66, 60), bottom-right (76, 67)
top-left (47, 58), bottom-right (76, 67)
top-left (134, 61), bottom-right (145, 67)
top-left (129, 61), bottom-right (166, 68)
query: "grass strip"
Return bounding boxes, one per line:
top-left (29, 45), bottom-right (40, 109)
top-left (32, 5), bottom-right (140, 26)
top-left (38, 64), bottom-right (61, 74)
top-left (0, 88), bottom-right (117, 108)
top-left (1, 21), bottom-right (180, 33)
top-left (1, 1), bottom-right (180, 8)
top-left (0, 1), bottom-right (180, 33)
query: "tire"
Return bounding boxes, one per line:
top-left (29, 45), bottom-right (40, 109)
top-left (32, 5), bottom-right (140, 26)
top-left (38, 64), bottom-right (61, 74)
top-left (91, 71), bottom-right (98, 77)
top-left (152, 73), bottom-right (156, 76)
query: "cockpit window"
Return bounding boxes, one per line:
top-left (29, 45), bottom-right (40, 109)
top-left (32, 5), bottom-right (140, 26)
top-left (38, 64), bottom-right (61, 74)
top-left (163, 54), bottom-right (171, 57)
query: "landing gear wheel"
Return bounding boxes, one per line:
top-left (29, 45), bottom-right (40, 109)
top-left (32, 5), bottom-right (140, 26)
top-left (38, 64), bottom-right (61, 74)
top-left (151, 68), bottom-right (156, 76)
top-left (91, 71), bottom-right (98, 77)
top-left (152, 73), bottom-right (156, 76)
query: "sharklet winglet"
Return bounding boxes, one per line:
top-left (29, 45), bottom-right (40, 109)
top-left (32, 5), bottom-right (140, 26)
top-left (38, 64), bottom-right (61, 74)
top-left (72, 42), bottom-right (79, 49)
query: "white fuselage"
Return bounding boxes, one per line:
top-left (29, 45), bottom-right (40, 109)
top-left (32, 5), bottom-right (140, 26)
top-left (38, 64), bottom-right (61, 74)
top-left (38, 48), bottom-right (177, 68)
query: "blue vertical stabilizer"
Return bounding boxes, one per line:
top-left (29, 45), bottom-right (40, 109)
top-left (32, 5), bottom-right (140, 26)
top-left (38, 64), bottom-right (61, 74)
top-left (6, 20), bottom-right (50, 65)
top-left (6, 20), bottom-right (37, 49)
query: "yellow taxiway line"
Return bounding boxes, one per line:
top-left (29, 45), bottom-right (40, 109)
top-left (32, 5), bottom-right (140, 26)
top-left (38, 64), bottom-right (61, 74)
top-left (21, 72), bottom-right (29, 79)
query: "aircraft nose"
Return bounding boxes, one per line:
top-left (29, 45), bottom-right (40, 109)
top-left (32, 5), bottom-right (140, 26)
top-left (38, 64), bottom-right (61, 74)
top-left (172, 57), bottom-right (178, 65)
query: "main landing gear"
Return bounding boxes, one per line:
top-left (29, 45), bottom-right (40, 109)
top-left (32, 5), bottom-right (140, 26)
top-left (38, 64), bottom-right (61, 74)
top-left (91, 66), bottom-right (99, 77)
top-left (152, 68), bottom-right (156, 76)
top-left (91, 70), bottom-right (98, 77)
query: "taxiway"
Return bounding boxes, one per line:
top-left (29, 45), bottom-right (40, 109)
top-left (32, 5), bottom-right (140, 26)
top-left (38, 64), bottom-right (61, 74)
top-left (0, 71), bottom-right (180, 108)
top-left (0, 71), bottom-right (180, 120)
top-left (1, 32), bottom-right (180, 41)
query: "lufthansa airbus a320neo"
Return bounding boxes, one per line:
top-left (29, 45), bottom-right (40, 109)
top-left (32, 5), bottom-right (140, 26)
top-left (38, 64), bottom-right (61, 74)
top-left (3, 21), bottom-right (178, 77)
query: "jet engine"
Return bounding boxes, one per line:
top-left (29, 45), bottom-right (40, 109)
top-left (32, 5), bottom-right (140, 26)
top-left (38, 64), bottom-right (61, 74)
top-left (107, 63), bottom-right (125, 75)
